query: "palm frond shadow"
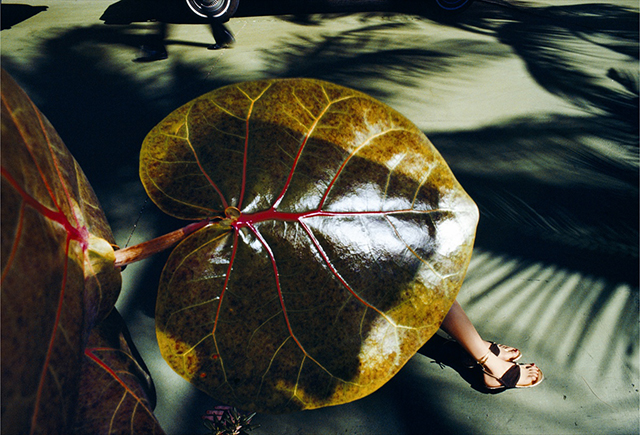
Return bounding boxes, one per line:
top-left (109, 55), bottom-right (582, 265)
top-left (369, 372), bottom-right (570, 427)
top-left (459, 248), bottom-right (638, 380)
top-left (421, 251), bottom-right (637, 380)
top-left (431, 114), bottom-right (638, 281)
top-left (453, 2), bottom-right (639, 129)
top-left (279, 1), bottom-right (639, 133)
top-left (260, 21), bottom-right (510, 100)
top-left (429, 112), bottom-right (638, 377)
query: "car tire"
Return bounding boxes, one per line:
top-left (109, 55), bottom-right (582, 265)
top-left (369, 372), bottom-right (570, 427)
top-left (185, 0), bottom-right (239, 21)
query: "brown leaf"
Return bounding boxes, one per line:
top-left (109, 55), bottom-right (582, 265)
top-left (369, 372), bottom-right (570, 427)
top-left (1, 69), bottom-right (121, 433)
top-left (142, 79), bottom-right (478, 412)
top-left (75, 309), bottom-right (164, 435)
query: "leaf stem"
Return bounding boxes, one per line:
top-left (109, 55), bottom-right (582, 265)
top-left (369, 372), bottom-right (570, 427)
top-left (114, 220), bottom-right (211, 268)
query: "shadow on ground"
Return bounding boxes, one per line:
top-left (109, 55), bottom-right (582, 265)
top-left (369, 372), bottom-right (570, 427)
top-left (1, 4), bottom-right (48, 30)
top-left (1, 1), bottom-right (637, 433)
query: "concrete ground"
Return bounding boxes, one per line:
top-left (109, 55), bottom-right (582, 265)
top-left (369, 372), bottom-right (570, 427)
top-left (2, 0), bottom-right (638, 433)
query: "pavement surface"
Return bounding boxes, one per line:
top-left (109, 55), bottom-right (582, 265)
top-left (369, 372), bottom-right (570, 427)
top-left (2, 1), bottom-right (638, 434)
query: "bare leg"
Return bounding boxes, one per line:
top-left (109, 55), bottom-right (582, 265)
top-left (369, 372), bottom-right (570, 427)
top-left (441, 300), bottom-right (543, 389)
top-left (208, 21), bottom-right (235, 50)
top-left (441, 300), bottom-right (488, 359)
top-left (441, 300), bottom-right (518, 361)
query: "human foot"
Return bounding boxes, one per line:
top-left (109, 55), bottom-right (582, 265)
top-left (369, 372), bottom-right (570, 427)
top-left (478, 352), bottom-right (543, 390)
top-left (461, 340), bottom-right (521, 368)
top-left (484, 341), bottom-right (521, 362)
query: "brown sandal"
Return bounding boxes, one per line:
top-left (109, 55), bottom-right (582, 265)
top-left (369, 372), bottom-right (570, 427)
top-left (477, 351), bottom-right (544, 390)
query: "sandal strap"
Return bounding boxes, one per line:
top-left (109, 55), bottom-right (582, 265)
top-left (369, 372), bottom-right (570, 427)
top-left (496, 363), bottom-right (521, 388)
top-left (489, 341), bottom-right (521, 362)
top-left (477, 349), bottom-right (492, 366)
top-left (488, 342), bottom-right (501, 357)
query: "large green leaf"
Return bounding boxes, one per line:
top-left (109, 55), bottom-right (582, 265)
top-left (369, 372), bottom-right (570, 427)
top-left (142, 78), bottom-right (479, 413)
top-left (1, 69), bottom-right (122, 433)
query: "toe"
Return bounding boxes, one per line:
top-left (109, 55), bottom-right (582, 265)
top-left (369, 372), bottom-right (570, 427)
top-left (518, 363), bottom-right (543, 387)
top-left (486, 341), bottom-right (521, 362)
top-left (498, 343), bottom-right (521, 361)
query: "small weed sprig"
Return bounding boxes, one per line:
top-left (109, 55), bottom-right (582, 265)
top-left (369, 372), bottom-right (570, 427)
top-left (203, 406), bottom-right (258, 435)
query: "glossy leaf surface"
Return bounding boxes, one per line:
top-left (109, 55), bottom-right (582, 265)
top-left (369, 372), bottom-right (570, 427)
top-left (75, 309), bottom-right (164, 435)
top-left (142, 79), bottom-right (479, 412)
top-left (1, 70), bottom-right (121, 433)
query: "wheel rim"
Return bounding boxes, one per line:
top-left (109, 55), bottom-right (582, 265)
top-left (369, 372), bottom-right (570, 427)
top-left (435, 0), bottom-right (471, 11)
top-left (185, 0), bottom-right (231, 18)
